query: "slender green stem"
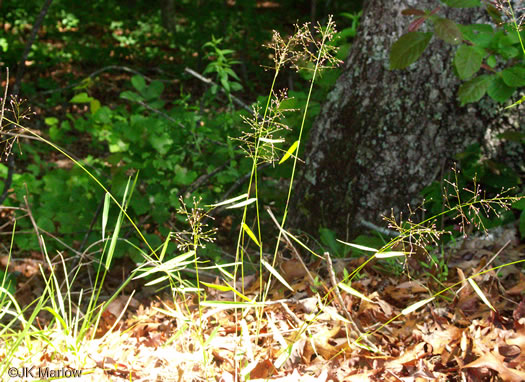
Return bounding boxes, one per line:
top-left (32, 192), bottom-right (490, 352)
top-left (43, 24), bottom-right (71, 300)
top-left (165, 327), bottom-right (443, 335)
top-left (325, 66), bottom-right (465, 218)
top-left (264, 23), bottom-right (334, 302)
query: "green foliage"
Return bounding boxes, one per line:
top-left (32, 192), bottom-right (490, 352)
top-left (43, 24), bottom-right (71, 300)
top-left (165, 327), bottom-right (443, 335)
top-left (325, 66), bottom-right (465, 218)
top-left (434, 17), bottom-right (463, 44)
top-left (390, 2), bottom-right (525, 106)
top-left (319, 228), bottom-right (351, 257)
top-left (3, 73), bottom-right (249, 256)
top-left (389, 32), bottom-right (433, 69)
top-left (454, 44), bottom-right (485, 79)
top-left (1, 0), bottom-right (341, 259)
top-left (203, 36), bottom-right (243, 96)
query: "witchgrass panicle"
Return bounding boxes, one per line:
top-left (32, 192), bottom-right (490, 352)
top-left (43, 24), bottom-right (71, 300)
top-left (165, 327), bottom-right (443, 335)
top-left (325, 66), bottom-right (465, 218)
top-left (0, 95), bottom-right (31, 159)
top-left (175, 196), bottom-right (217, 253)
top-left (235, 90), bottom-right (294, 165)
top-left (442, 167), bottom-right (517, 236)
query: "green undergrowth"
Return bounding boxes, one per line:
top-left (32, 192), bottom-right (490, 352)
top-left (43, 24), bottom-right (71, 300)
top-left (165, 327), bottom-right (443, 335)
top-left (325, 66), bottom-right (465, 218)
top-left (0, 1), bottom-right (361, 262)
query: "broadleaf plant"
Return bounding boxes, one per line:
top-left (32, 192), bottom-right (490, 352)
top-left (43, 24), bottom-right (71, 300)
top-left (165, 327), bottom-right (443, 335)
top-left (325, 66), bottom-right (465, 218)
top-left (390, 1), bottom-right (525, 106)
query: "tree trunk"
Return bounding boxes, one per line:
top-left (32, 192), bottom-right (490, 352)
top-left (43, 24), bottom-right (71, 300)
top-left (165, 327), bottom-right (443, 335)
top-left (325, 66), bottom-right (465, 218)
top-left (291, 0), bottom-right (523, 240)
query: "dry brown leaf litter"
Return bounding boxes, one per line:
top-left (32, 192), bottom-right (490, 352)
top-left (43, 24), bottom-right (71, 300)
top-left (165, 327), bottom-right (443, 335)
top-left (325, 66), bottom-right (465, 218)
top-left (1, 227), bottom-right (524, 381)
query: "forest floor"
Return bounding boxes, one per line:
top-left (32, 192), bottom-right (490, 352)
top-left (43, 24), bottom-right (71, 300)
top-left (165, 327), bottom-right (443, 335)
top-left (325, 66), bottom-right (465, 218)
top-left (3, 224), bottom-right (525, 381)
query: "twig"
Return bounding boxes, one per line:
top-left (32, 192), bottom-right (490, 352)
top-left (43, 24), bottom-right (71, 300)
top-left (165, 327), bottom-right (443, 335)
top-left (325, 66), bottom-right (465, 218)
top-left (38, 65), bottom-right (157, 95)
top-left (324, 252), bottom-right (352, 320)
top-left (123, 97), bottom-right (227, 147)
top-left (220, 162), bottom-right (271, 204)
top-left (127, 98), bottom-right (185, 127)
top-left (265, 207), bottom-right (316, 287)
top-left (280, 301), bottom-right (303, 326)
top-left (79, 190), bottom-right (109, 254)
top-left (184, 67), bottom-right (252, 112)
top-left (360, 219), bottom-right (398, 237)
top-left (0, 68), bottom-right (7, 132)
top-left (478, 239), bottom-right (511, 274)
top-left (68, 189), bottom-right (110, 275)
top-left (325, 251), bottom-right (375, 349)
top-left (181, 161), bottom-right (230, 198)
top-left (38, 228), bottom-right (81, 257)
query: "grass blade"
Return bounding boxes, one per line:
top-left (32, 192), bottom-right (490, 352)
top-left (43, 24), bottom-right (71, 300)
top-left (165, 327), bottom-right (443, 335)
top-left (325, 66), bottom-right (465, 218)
top-left (242, 223), bottom-right (260, 247)
top-left (278, 140), bottom-right (299, 164)
top-left (226, 198), bottom-right (257, 209)
top-left (468, 278), bottom-right (495, 311)
top-left (337, 239), bottom-right (377, 252)
top-left (261, 259), bottom-right (294, 292)
top-left (375, 251), bottom-right (408, 258)
top-left (208, 193), bottom-right (248, 208)
top-left (402, 297), bottom-right (435, 315)
top-left (339, 282), bottom-right (373, 302)
top-left (101, 192), bottom-right (110, 241)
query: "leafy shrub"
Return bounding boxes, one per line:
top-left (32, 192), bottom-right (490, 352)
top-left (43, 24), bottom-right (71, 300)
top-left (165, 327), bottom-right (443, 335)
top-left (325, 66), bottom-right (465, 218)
top-left (389, 0), bottom-right (525, 106)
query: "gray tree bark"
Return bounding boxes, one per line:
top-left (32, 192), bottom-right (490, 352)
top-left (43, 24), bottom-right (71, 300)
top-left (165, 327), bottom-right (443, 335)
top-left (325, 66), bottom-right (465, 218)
top-left (291, 0), bottom-right (523, 239)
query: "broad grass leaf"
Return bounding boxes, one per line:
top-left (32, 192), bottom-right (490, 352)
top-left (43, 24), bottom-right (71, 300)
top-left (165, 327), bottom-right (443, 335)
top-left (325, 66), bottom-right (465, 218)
top-left (242, 223), bottom-right (260, 247)
top-left (226, 198), bottom-right (257, 209)
top-left (279, 140), bottom-right (299, 164)
top-left (434, 18), bottom-right (462, 44)
top-left (200, 281), bottom-right (253, 302)
top-left (101, 192), bottom-right (110, 241)
top-left (106, 180), bottom-right (131, 269)
top-left (375, 251), bottom-right (407, 258)
top-left (134, 250), bottom-right (195, 280)
top-left (402, 297), bottom-right (435, 315)
top-left (261, 259), bottom-right (294, 292)
top-left (145, 275), bottom-right (169, 286)
top-left (200, 281), bottom-right (231, 292)
top-left (209, 193), bottom-right (248, 208)
top-left (159, 236), bottom-right (170, 262)
top-left (336, 239), bottom-right (377, 252)
top-left (468, 278), bottom-right (495, 311)
top-left (339, 282), bottom-right (373, 302)
top-left (200, 301), bottom-right (263, 308)
top-left (389, 32), bottom-right (433, 69)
